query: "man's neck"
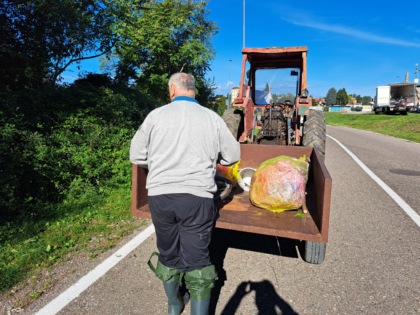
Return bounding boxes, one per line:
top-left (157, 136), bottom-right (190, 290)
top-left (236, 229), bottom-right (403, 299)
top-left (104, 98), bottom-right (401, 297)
top-left (172, 95), bottom-right (198, 104)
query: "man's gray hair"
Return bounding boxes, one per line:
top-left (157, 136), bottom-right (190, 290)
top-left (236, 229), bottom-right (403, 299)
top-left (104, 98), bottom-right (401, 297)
top-left (168, 73), bottom-right (196, 91)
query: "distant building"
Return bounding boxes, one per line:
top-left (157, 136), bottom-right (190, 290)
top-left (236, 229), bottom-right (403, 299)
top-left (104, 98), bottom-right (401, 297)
top-left (313, 98), bottom-right (326, 106)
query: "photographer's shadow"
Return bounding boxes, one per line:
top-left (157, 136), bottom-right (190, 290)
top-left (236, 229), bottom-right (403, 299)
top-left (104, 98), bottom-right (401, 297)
top-left (209, 228), bottom-right (300, 315)
top-left (221, 280), bottom-right (299, 315)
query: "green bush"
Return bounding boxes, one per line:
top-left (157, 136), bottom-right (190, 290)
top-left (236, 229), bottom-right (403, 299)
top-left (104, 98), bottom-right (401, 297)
top-left (0, 79), bottom-right (155, 292)
top-left (0, 83), bottom-right (154, 221)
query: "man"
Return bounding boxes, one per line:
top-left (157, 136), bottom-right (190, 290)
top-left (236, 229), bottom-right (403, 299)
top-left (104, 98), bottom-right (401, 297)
top-left (130, 72), bottom-right (240, 315)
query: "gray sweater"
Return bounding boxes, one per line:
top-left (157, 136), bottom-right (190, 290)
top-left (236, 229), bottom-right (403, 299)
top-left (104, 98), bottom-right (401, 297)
top-left (130, 97), bottom-right (241, 199)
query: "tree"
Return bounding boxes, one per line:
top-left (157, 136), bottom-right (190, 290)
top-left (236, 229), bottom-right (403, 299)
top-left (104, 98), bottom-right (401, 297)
top-left (362, 96), bottom-right (372, 104)
top-left (336, 88), bottom-right (348, 105)
top-left (325, 87), bottom-right (337, 106)
top-left (213, 94), bottom-right (228, 115)
top-left (349, 94), bottom-right (362, 104)
top-left (1, 0), bottom-right (218, 102)
top-left (109, 0), bottom-right (218, 105)
top-left (0, 0), bottom-right (116, 90)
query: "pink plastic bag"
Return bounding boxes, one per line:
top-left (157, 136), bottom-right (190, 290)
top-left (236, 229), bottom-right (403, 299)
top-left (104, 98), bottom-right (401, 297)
top-left (249, 155), bottom-right (309, 212)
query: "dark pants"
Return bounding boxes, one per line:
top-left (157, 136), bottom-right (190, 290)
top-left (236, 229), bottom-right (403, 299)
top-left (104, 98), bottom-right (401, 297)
top-left (148, 194), bottom-right (216, 272)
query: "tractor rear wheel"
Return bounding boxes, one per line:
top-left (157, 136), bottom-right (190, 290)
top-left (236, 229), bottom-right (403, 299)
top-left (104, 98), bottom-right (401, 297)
top-left (222, 108), bottom-right (242, 140)
top-left (302, 109), bottom-right (326, 156)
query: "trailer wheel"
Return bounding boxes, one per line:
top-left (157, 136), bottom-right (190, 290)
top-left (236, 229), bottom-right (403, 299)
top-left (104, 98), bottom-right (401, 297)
top-left (302, 109), bottom-right (326, 156)
top-left (222, 108), bottom-right (242, 140)
top-left (303, 241), bottom-right (326, 264)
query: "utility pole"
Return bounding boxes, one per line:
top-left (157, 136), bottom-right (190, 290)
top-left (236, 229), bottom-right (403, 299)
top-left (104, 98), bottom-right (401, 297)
top-left (415, 64), bottom-right (419, 109)
top-left (243, 0), bottom-right (246, 48)
top-left (227, 59), bottom-right (233, 109)
top-left (228, 59), bottom-right (232, 84)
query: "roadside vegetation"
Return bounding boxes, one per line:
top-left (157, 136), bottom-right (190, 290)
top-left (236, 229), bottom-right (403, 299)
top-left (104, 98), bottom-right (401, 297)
top-left (0, 83), bottom-right (153, 299)
top-left (325, 112), bottom-right (420, 143)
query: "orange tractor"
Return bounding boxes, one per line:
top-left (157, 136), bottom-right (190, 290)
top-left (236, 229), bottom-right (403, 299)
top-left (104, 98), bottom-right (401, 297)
top-left (132, 46), bottom-right (332, 264)
top-left (223, 46), bottom-right (326, 156)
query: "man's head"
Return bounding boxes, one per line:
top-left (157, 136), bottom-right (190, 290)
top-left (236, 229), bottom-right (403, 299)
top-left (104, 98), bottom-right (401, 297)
top-left (168, 72), bottom-right (196, 100)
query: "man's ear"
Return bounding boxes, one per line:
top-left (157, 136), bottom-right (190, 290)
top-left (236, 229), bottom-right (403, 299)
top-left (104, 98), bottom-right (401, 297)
top-left (169, 84), bottom-right (176, 100)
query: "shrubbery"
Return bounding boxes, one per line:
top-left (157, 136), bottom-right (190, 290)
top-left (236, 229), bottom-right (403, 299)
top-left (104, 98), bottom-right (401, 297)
top-left (0, 80), bottom-right (154, 221)
top-left (0, 78), bottom-right (157, 291)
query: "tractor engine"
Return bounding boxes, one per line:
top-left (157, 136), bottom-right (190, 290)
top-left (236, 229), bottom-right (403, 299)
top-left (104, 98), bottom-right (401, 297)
top-left (254, 104), bottom-right (294, 146)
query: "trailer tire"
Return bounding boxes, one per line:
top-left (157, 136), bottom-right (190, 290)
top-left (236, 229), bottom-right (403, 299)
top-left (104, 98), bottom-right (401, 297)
top-left (222, 108), bottom-right (242, 140)
top-left (303, 241), bottom-right (326, 264)
top-left (302, 109), bottom-right (326, 156)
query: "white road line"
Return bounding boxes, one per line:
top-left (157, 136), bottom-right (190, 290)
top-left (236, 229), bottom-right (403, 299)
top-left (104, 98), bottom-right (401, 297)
top-left (35, 224), bottom-right (155, 315)
top-left (328, 135), bottom-right (420, 228)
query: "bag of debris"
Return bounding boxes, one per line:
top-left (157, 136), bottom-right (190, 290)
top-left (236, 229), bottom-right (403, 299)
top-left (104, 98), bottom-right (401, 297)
top-left (249, 155), bottom-right (309, 212)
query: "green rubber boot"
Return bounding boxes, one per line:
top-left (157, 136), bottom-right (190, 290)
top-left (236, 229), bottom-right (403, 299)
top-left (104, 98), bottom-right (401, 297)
top-left (148, 253), bottom-right (185, 315)
top-left (163, 278), bottom-right (184, 315)
top-left (184, 265), bottom-right (217, 315)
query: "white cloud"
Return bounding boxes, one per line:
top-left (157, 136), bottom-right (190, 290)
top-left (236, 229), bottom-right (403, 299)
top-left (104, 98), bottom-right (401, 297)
top-left (284, 17), bottom-right (420, 48)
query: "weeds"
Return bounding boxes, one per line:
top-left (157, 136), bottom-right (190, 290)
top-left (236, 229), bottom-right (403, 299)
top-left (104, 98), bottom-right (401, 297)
top-left (295, 212), bottom-right (305, 219)
top-left (0, 185), bottom-right (144, 293)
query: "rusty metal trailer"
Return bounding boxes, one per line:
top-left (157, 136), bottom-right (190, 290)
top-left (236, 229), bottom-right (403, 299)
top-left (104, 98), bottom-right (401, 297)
top-left (132, 144), bottom-right (332, 264)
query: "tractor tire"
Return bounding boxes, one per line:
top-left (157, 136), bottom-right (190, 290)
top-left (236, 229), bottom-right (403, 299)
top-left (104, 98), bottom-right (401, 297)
top-left (222, 108), bottom-right (242, 140)
top-left (302, 109), bottom-right (326, 156)
top-left (303, 241), bottom-right (326, 264)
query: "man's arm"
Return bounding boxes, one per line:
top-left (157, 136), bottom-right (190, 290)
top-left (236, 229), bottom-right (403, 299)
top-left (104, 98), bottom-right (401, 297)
top-left (218, 118), bottom-right (241, 166)
top-left (129, 119), bottom-right (150, 168)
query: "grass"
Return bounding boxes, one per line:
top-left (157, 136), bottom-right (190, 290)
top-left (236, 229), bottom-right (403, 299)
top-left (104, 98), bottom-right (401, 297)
top-left (325, 111), bottom-right (420, 143)
top-left (0, 184), bottom-right (145, 296)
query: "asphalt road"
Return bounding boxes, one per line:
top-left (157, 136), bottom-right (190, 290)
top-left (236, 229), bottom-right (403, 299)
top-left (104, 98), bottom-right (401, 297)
top-left (30, 126), bottom-right (420, 315)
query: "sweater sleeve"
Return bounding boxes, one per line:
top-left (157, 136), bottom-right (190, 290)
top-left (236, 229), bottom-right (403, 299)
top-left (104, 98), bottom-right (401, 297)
top-left (217, 117), bottom-right (241, 166)
top-left (129, 116), bottom-right (151, 168)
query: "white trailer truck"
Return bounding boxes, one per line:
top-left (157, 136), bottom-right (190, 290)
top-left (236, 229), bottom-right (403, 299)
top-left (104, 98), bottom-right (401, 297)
top-left (373, 83), bottom-right (418, 115)
top-left (374, 86), bottom-right (391, 114)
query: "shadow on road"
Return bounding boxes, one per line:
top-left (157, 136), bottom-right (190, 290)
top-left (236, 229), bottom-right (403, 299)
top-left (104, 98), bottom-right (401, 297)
top-left (220, 280), bottom-right (299, 315)
top-left (209, 228), bottom-right (300, 315)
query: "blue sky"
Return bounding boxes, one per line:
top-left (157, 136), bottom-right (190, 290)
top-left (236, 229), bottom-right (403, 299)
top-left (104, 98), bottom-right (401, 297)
top-left (206, 0), bottom-right (420, 98)
top-left (64, 0), bottom-right (420, 98)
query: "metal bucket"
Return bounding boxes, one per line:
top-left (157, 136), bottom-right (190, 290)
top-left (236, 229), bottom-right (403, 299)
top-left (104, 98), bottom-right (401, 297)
top-left (238, 167), bottom-right (256, 192)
